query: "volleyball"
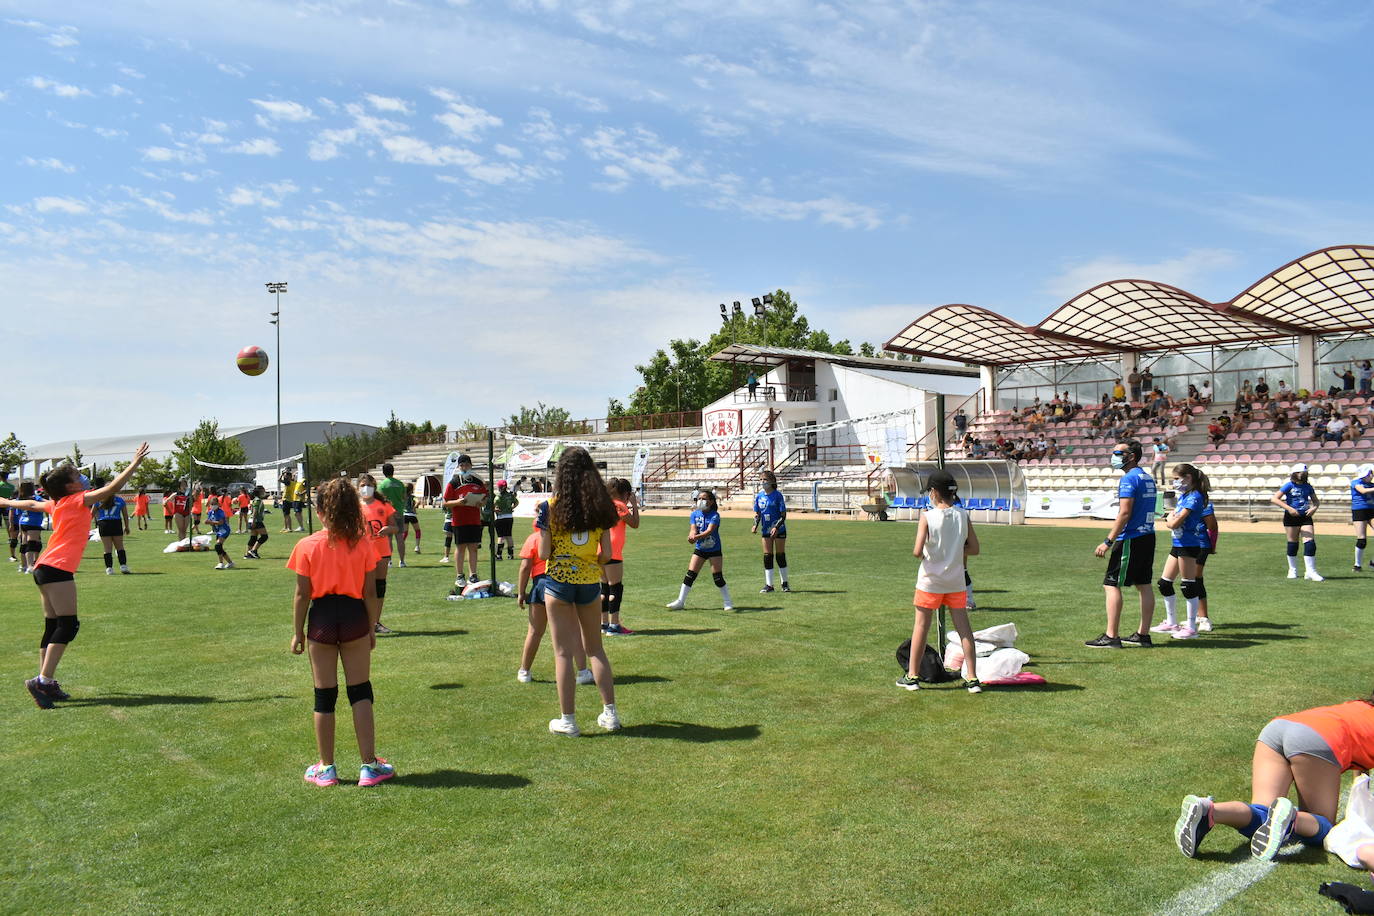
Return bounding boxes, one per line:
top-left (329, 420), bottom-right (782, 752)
top-left (236, 346), bottom-right (269, 376)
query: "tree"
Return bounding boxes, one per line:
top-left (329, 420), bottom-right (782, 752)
top-left (503, 403), bottom-right (588, 437)
top-left (621, 290), bottom-right (856, 414)
top-left (66, 443), bottom-right (84, 469)
top-left (172, 419), bottom-right (248, 487)
top-left (0, 432), bottom-right (25, 472)
top-left (113, 456), bottom-right (178, 491)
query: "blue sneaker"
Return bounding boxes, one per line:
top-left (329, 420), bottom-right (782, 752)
top-left (358, 758), bottom-right (395, 787)
top-left (1251, 797), bottom-right (1295, 860)
top-left (303, 762), bottom-right (338, 787)
top-left (1175, 795), bottom-right (1213, 858)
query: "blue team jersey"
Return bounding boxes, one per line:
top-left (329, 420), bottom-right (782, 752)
top-left (1172, 490), bottom-right (1210, 547)
top-left (691, 509), bottom-right (722, 552)
top-left (1279, 481), bottom-right (1315, 513)
top-left (1116, 467), bottom-right (1157, 540)
top-left (19, 497), bottom-right (46, 527)
top-left (1351, 477), bottom-right (1374, 511)
top-left (207, 507), bottom-right (231, 537)
top-left (753, 489), bottom-right (787, 528)
top-left (95, 496), bottom-right (125, 522)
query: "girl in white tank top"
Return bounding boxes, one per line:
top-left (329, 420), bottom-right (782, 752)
top-left (898, 471), bottom-right (983, 693)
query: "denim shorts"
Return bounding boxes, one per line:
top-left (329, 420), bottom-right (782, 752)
top-left (1257, 718), bottom-right (1338, 766)
top-left (542, 579), bottom-right (602, 605)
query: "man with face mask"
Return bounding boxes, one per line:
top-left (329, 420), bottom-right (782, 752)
top-left (1086, 438), bottom-right (1158, 649)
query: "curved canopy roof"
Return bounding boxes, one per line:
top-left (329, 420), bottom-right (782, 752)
top-left (886, 245), bottom-right (1374, 366)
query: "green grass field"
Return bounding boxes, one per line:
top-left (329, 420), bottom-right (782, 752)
top-left (1, 512), bottom-right (1370, 915)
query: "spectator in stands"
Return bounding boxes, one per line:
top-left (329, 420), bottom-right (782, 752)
top-left (1358, 360), bottom-right (1373, 396)
top-left (1255, 377), bottom-right (1270, 399)
top-left (1100, 392), bottom-right (1111, 408)
top-left (1296, 397), bottom-right (1313, 427)
top-left (1349, 413), bottom-right (1367, 441)
top-left (1235, 398), bottom-right (1253, 430)
top-left (1112, 378), bottom-right (1127, 402)
top-left (1027, 410), bottom-right (1046, 433)
top-left (1199, 380), bottom-right (1213, 404)
top-left (1337, 365), bottom-right (1357, 394)
top-left (1240, 379), bottom-right (1255, 402)
top-left (1324, 415), bottom-right (1349, 445)
top-left (1257, 396), bottom-right (1280, 422)
top-left (1045, 438), bottom-right (1060, 458)
top-left (1276, 379), bottom-right (1292, 400)
top-left (1311, 414), bottom-right (1330, 441)
top-left (1218, 411), bottom-right (1233, 433)
top-left (1086, 414), bottom-right (1105, 439)
top-left (953, 408), bottom-right (968, 437)
top-left (1186, 383), bottom-right (1201, 407)
top-left (746, 371), bottom-right (759, 400)
top-left (1145, 389), bottom-right (1167, 419)
top-left (1274, 409), bottom-right (1291, 433)
top-left (1128, 369), bottom-right (1142, 402)
top-left (1150, 437), bottom-right (1170, 484)
top-left (970, 439), bottom-right (988, 459)
top-left (1207, 420), bottom-right (1225, 445)
top-left (1141, 367), bottom-right (1154, 394)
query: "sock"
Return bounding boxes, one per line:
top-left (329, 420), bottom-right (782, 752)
top-left (1304, 555), bottom-right (1318, 573)
top-left (1286, 555), bottom-right (1298, 573)
top-left (965, 585), bottom-right (974, 605)
top-left (37, 673), bottom-right (54, 684)
top-left (719, 584), bottom-right (733, 607)
top-left (677, 583), bottom-right (691, 602)
top-left (779, 565), bottom-right (788, 584)
top-left (560, 713), bottom-right (575, 724)
top-left (116, 549), bottom-right (127, 566)
top-left (1358, 545), bottom-right (1366, 566)
top-left (103, 552), bottom-right (113, 570)
top-left (603, 703), bottom-right (616, 714)
top-left (764, 567), bottom-right (774, 586)
top-left (1161, 593), bottom-right (1176, 625)
top-left (1185, 597), bottom-right (1199, 629)
top-left (1240, 804), bottom-right (1269, 838)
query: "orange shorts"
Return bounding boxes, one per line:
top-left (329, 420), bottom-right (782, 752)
top-left (914, 589), bottom-right (967, 610)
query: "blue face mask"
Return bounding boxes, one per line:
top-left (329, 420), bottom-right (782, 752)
top-left (78, 473), bottom-right (91, 489)
top-left (1174, 480), bottom-right (1188, 494)
top-left (1110, 453), bottom-right (1125, 470)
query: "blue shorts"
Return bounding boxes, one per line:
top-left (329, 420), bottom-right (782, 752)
top-left (542, 579), bottom-right (602, 605)
top-left (527, 574), bottom-right (548, 605)
top-left (213, 526), bottom-right (231, 540)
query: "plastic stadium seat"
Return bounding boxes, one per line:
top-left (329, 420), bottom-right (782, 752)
top-left (992, 498), bottom-right (1011, 511)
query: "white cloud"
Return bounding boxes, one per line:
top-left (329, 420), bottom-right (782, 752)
top-left (365, 94), bottom-right (412, 114)
top-left (434, 99), bottom-right (502, 140)
top-left (725, 195), bottom-right (883, 231)
top-left (381, 135), bottom-right (480, 167)
top-left (223, 181), bottom-right (299, 208)
top-left (548, 85), bottom-right (608, 113)
top-left (250, 98), bottom-right (314, 124)
top-left (26, 76), bottom-right (92, 98)
top-left (217, 62), bottom-right (248, 77)
top-left (308, 127), bottom-right (359, 161)
top-left (33, 196), bottom-right (88, 214)
top-left (117, 66), bottom-right (145, 79)
top-left (141, 146), bottom-right (205, 164)
top-left (93, 126), bottom-right (125, 138)
top-left (107, 83), bottom-right (132, 97)
top-left (136, 196), bottom-right (214, 225)
top-left (228, 137), bottom-right (283, 156)
top-left (45, 30), bottom-right (79, 49)
top-left (494, 144), bottom-right (522, 159)
top-left (1043, 249), bottom-right (1241, 300)
top-left (20, 156), bottom-right (77, 173)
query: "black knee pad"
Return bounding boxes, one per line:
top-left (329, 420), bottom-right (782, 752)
top-left (41, 617), bottom-right (58, 649)
top-left (313, 686), bottom-right (338, 714)
top-left (1286, 541), bottom-right (1299, 557)
top-left (49, 615), bottom-right (79, 645)
top-left (1303, 539), bottom-right (1317, 557)
top-left (346, 681), bottom-right (374, 706)
top-left (1179, 579), bottom-right (1200, 599)
top-left (1195, 577), bottom-right (1207, 599)
top-left (763, 554), bottom-right (774, 569)
top-left (610, 582), bottom-right (623, 606)
top-left (103, 552), bottom-right (113, 568)
top-left (713, 572), bottom-right (727, 588)
top-left (1358, 538), bottom-right (1368, 549)
top-left (256, 533), bottom-right (268, 546)
top-left (775, 552), bottom-right (787, 569)
top-left (683, 569), bottom-right (698, 587)
top-left (25, 540), bottom-right (41, 554)
top-left (1156, 577), bottom-right (1175, 596)
top-left (376, 579), bottom-right (387, 599)
top-left (8, 538), bottom-right (16, 549)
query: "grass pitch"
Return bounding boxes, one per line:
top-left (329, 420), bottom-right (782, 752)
top-left (1, 512), bottom-right (1370, 915)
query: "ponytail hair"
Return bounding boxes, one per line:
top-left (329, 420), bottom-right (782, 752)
top-left (607, 477), bottom-right (633, 500)
top-left (40, 465), bottom-right (81, 501)
top-left (1175, 463), bottom-right (1210, 506)
top-left (315, 478), bottom-right (366, 546)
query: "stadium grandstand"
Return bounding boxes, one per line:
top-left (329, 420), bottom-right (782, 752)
top-left (884, 245), bottom-right (1374, 519)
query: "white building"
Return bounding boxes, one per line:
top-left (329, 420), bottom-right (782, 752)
top-left (702, 345), bottom-right (980, 471)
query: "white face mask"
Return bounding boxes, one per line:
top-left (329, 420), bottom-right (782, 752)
top-left (360, 485), bottom-right (375, 498)
top-left (696, 499), bottom-right (709, 511)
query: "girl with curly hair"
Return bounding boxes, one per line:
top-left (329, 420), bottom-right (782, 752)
top-left (537, 446), bottom-right (621, 737)
top-left (287, 478), bottom-right (394, 788)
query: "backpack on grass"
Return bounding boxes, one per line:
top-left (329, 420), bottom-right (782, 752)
top-left (895, 638), bottom-right (957, 683)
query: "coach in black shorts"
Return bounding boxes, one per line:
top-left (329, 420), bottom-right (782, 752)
top-left (1087, 439), bottom-right (1158, 649)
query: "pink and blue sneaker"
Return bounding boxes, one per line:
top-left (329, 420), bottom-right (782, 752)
top-left (303, 762), bottom-right (338, 787)
top-left (358, 758), bottom-right (395, 787)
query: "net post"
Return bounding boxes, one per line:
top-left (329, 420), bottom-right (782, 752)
top-left (488, 429), bottom-right (497, 587)
top-left (303, 445), bottom-right (314, 534)
top-left (935, 393), bottom-right (946, 469)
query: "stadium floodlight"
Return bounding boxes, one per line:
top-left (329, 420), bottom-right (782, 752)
top-left (719, 303), bottom-right (728, 322)
top-left (732, 301), bottom-right (743, 316)
top-left (762, 293), bottom-right (773, 305)
top-left (266, 281), bottom-right (288, 477)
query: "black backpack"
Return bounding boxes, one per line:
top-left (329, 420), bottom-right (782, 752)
top-left (896, 638), bottom-right (957, 683)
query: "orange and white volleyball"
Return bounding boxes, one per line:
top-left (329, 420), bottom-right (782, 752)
top-left (236, 346), bottom-right (269, 377)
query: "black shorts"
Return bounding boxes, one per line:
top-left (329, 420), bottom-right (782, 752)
top-left (694, 549), bottom-right (724, 561)
top-left (1169, 545), bottom-right (1202, 558)
top-left (1283, 512), bottom-right (1314, 528)
top-left (1196, 548), bottom-right (1212, 567)
top-left (20, 525), bottom-right (42, 534)
top-left (238, 506), bottom-right (249, 516)
top-left (1103, 533), bottom-right (1155, 588)
top-left (454, 524), bottom-right (484, 545)
top-left (32, 564), bottom-right (74, 586)
top-left (306, 595), bottom-right (370, 645)
top-left (494, 517), bottom-right (514, 537)
top-left (96, 519), bottom-right (124, 538)
top-left (404, 513), bottom-right (418, 524)
top-left (1353, 508), bottom-right (1374, 523)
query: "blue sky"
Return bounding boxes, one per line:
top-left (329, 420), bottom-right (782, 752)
top-left (3, 0), bottom-right (1373, 446)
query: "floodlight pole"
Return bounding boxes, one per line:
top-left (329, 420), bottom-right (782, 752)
top-left (267, 282), bottom-right (288, 503)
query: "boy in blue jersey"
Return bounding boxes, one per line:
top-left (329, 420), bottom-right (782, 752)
top-left (1350, 464), bottom-right (1374, 571)
top-left (752, 471), bottom-right (790, 593)
top-left (207, 496), bottom-right (235, 570)
top-left (1087, 439), bottom-right (1158, 649)
top-left (1270, 463), bottom-right (1322, 581)
top-left (666, 489), bottom-right (733, 611)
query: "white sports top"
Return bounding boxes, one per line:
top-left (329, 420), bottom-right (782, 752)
top-left (917, 504), bottom-right (968, 594)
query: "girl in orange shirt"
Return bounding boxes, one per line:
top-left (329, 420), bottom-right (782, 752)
top-left (600, 477), bottom-right (640, 636)
top-left (287, 478), bottom-right (393, 788)
top-left (357, 473), bottom-right (398, 636)
top-left (133, 487), bottom-right (150, 531)
top-left (1175, 694), bottom-right (1374, 862)
top-left (0, 443), bottom-right (149, 708)
top-left (161, 488), bottom-right (175, 535)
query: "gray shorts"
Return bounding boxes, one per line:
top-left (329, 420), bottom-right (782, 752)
top-left (1257, 718), bottom-right (1339, 766)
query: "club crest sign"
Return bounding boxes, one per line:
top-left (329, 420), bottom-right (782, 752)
top-left (704, 408), bottom-right (742, 461)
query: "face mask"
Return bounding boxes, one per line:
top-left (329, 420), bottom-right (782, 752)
top-left (78, 473), bottom-right (91, 489)
top-left (1173, 480), bottom-right (1188, 494)
top-left (360, 486), bottom-right (375, 498)
top-left (696, 499), bottom-right (709, 511)
top-left (1110, 453), bottom-right (1125, 470)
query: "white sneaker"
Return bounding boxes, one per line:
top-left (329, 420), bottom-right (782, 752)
top-left (1286, 568), bottom-right (1298, 579)
top-left (213, 563), bottom-right (225, 570)
top-left (387, 560), bottom-right (393, 568)
top-left (120, 565), bottom-right (130, 574)
top-left (439, 556), bottom-right (451, 564)
top-left (1197, 617), bottom-right (1213, 632)
top-left (1171, 626), bottom-right (1199, 639)
top-left (576, 668), bottom-right (594, 685)
top-left (7, 556), bottom-right (15, 562)
top-left (517, 669), bottom-right (532, 683)
top-left (398, 559), bottom-right (407, 568)
top-left (224, 561), bottom-right (235, 569)
top-left (665, 599), bottom-right (684, 610)
top-left (1305, 570), bottom-right (1324, 582)
top-left (548, 718), bottom-right (580, 737)
top-left (294, 527), bottom-right (304, 532)
top-left (723, 603), bottom-right (735, 612)
top-left (1150, 621), bottom-right (1181, 633)
top-left (105, 568), bottom-right (114, 576)
top-left (597, 709), bottom-right (622, 731)
top-left (413, 546), bottom-right (420, 554)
